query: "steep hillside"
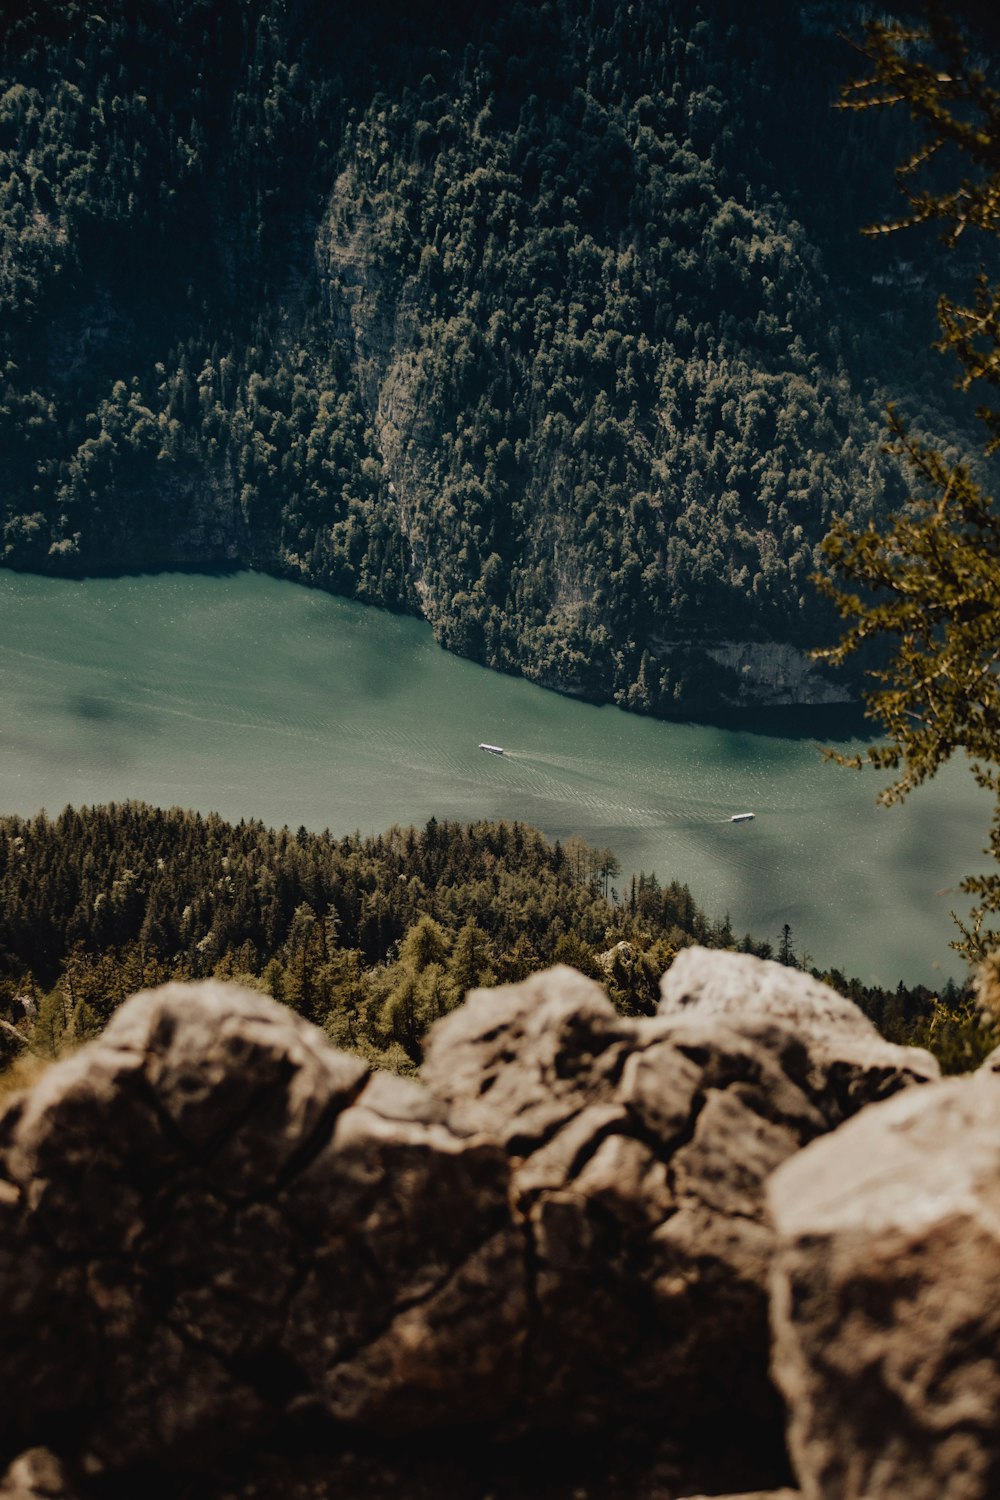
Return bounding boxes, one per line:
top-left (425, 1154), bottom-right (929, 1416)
top-left (0, 803), bottom-right (979, 1077)
top-left (0, 0), bottom-right (975, 709)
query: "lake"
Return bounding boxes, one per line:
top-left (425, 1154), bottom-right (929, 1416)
top-left (0, 568), bottom-right (988, 985)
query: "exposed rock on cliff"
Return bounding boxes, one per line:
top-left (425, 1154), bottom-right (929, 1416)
top-left (0, 960), bottom-right (937, 1497)
top-left (702, 641), bottom-right (850, 707)
top-left (650, 640), bottom-right (849, 708)
top-left (769, 1073), bottom-right (1000, 1500)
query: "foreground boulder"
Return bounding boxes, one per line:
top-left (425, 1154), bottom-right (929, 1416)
top-left (769, 1075), bottom-right (1000, 1500)
top-left (0, 957), bottom-right (937, 1493)
top-left (422, 953), bottom-right (936, 1458)
top-left (0, 982), bottom-right (522, 1478)
top-left (659, 946), bottom-right (938, 1121)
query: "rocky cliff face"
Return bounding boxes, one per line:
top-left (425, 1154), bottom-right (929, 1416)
top-left (319, 170), bottom-right (436, 618)
top-left (0, 951), bottom-right (947, 1500)
top-left (701, 641), bottom-right (850, 707)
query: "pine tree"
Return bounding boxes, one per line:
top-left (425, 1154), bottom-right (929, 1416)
top-left (817, 6), bottom-right (1000, 959)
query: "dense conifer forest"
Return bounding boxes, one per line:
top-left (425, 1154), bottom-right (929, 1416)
top-left (0, 0), bottom-right (978, 711)
top-left (0, 804), bottom-right (986, 1076)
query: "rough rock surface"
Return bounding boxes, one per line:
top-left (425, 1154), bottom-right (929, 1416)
top-left (769, 1075), bottom-right (1000, 1500)
top-left (679, 1492), bottom-right (801, 1500)
top-left (660, 946), bottom-right (939, 1119)
top-left (422, 956), bottom-right (937, 1454)
top-left (0, 959), bottom-right (938, 1496)
top-left (0, 983), bottom-right (521, 1479)
top-left (704, 639), bottom-right (849, 706)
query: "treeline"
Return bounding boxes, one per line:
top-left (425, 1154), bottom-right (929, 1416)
top-left (0, 0), bottom-right (979, 710)
top-left (0, 802), bottom-right (753, 1072)
top-left (0, 802), bottom-right (988, 1075)
top-left (822, 968), bottom-right (991, 1077)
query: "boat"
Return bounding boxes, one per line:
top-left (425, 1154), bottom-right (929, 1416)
top-left (729, 812), bottom-right (755, 823)
top-left (479, 743), bottom-right (505, 756)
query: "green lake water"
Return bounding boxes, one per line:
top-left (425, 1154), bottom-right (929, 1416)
top-left (0, 568), bottom-right (988, 985)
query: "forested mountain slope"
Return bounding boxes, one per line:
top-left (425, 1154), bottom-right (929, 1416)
top-left (0, 0), bottom-right (974, 709)
top-left (0, 803), bottom-right (977, 1075)
top-left (0, 803), bottom-right (749, 1070)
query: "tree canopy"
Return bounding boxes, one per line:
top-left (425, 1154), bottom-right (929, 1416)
top-left (817, 5), bottom-right (1000, 958)
top-left (0, 802), bottom-right (981, 1078)
top-left (0, 0), bottom-right (973, 712)
top-left (0, 803), bottom-right (745, 1071)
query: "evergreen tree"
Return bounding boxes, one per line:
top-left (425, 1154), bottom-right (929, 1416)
top-left (818, 6), bottom-right (1000, 958)
top-left (0, 801), bottom-right (982, 1071)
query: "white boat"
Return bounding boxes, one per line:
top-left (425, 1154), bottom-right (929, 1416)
top-left (479, 742), bottom-right (505, 756)
top-left (730, 812), bottom-right (755, 823)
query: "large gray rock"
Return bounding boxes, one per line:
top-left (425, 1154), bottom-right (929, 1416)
top-left (660, 946), bottom-right (939, 1119)
top-left (0, 959), bottom-right (939, 1494)
top-left (769, 1075), bottom-right (1000, 1500)
top-left (422, 957), bottom-right (937, 1455)
top-left (0, 982), bottom-right (521, 1475)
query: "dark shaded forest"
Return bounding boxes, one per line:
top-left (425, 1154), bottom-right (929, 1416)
top-left (0, 0), bottom-right (978, 711)
top-left (0, 803), bottom-right (986, 1075)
